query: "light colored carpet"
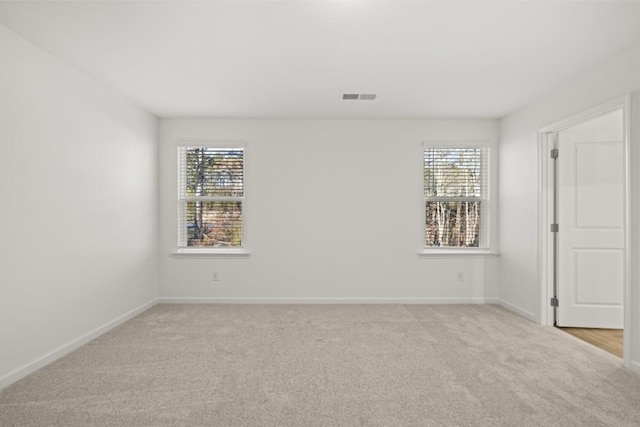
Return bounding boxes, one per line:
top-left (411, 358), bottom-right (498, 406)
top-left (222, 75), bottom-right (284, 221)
top-left (1, 304), bottom-right (640, 426)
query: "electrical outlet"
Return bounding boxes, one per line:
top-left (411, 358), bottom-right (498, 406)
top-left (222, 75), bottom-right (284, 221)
top-left (212, 272), bottom-right (219, 282)
top-left (456, 272), bottom-right (464, 282)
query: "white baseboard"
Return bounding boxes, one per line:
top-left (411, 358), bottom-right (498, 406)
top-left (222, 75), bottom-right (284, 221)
top-left (497, 299), bottom-right (538, 322)
top-left (632, 361), bottom-right (640, 375)
top-left (0, 298), bottom-right (158, 391)
top-left (159, 297), bottom-right (500, 304)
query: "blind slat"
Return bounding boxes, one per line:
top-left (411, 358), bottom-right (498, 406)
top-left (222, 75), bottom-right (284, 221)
top-left (424, 147), bottom-right (488, 198)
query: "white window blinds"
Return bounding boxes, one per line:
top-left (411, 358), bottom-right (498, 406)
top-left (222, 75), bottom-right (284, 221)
top-left (423, 146), bottom-right (489, 248)
top-left (178, 146), bottom-right (244, 248)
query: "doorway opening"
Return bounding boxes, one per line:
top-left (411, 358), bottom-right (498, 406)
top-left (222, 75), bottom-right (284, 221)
top-left (560, 327), bottom-right (623, 358)
top-left (538, 97), bottom-right (631, 364)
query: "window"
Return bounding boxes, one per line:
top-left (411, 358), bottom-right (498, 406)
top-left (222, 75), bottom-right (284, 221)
top-left (177, 146), bottom-right (244, 249)
top-left (423, 146), bottom-right (489, 249)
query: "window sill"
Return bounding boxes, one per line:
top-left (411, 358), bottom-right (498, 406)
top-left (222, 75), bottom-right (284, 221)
top-left (171, 248), bottom-right (251, 258)
top-left (417, 249), bottom-right (499, 258)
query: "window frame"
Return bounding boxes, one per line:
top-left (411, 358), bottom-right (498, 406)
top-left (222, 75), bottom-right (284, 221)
top-left (421, 141), bottom-right (497, 256)
top-left (174, 141), bottom-right (250, 256)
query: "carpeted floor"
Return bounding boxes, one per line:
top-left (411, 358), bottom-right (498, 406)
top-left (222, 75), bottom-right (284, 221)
top-left (1, 304), bottom-right (640, 426)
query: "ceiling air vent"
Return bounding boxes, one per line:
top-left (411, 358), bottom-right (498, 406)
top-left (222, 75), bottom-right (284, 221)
top-left (342, 93), bottom-right (377, 101)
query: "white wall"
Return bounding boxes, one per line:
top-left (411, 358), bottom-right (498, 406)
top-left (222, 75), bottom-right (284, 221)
top-left (0, 26), bottom-right (158, 386)
top-left (159, 119), bottom-right (498, 302)
top-left (498, 44), bottom-right (640, 369)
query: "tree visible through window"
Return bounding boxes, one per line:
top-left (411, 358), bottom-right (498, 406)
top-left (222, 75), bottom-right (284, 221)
top-left (178, 147), bottom-right (244, 248)
top-left (424, 147), bottom-right (488, 248)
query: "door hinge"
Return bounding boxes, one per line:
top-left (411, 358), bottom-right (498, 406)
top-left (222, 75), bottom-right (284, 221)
top-left (550, 297), bottom-right (559, 307)
top-left (550, 224), bottom-right (559, 232)
top-left (550, 148), bottom-right (559, 159)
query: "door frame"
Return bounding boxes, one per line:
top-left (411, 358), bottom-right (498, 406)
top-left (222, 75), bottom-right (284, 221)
top-left (537, 95), bottom-right (631, 366)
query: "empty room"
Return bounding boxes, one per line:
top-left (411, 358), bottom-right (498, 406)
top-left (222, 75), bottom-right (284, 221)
top-left (2, 1), bottom-right (640, 425)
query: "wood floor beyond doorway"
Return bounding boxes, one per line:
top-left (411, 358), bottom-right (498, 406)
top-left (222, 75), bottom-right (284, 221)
top-left (559, 327), bottom-right (623, 358)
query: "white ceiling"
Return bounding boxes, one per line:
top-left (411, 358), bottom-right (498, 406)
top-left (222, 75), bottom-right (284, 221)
top-left (1, 1), bottom-right (640, 119)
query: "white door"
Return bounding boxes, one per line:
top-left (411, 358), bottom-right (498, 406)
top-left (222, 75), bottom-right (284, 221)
top-left (557, 110), bottom-right (624, 328)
